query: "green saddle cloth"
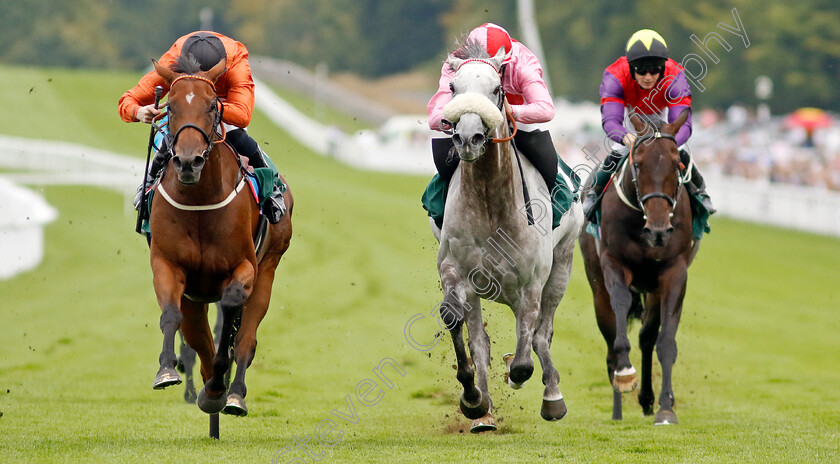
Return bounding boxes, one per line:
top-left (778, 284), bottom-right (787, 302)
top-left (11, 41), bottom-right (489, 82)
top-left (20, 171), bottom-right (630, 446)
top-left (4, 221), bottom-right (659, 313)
top-left (422, 155), bottom-right (580, 230)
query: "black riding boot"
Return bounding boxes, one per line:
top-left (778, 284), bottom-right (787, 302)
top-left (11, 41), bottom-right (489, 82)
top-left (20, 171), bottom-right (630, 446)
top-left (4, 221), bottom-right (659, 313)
top-left (679, 149), bottom-right (716, 215)
top-left (582, 149), bottom-right (624, 221)
top-left (228, 129), bottom-right (286, 223)
top-left (134, 150), bottom-right (169, 211)
top-left (511, 130), bottom-right (559, 194)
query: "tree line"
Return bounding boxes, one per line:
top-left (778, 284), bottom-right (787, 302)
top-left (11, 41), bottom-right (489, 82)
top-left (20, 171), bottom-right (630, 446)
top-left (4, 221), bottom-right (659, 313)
top-left (0, 0), bottom-right (837, 113)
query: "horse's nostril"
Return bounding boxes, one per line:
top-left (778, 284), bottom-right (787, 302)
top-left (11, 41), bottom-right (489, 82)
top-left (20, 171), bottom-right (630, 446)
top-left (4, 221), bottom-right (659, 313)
top-left (666, 226), bottom-right (674, 234)
top-left (452, 134), bottom-right (463, 147)
top-left (172, 157), bottom-right (182, 169)
top-left (471, 134), bottom-right (485, 146)
top-left (193, 157), bottom-right (205, 170)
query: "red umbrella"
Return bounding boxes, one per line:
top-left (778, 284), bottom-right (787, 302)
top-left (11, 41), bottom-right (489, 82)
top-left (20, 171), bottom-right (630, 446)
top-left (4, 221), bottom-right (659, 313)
top-left (785, 107), bottom-right (832, 131)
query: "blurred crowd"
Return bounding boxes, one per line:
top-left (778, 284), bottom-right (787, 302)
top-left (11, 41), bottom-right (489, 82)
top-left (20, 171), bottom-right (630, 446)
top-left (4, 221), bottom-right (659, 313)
top-left (687, 106), bottom-right (840, 191)
top-left (552, 104), bottom-right (840, 192)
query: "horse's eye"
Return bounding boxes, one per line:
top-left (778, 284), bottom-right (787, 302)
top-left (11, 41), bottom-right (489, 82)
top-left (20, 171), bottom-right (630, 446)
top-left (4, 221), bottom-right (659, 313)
top-left (449, 82), bottom-right (455, 93)
top-left (493, 85), bottom-right (502, 95)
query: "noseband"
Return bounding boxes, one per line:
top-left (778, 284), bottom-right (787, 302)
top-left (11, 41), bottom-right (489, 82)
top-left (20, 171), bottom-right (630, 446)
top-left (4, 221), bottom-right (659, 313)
top-left (627, 131), bottom-right (685, 220)
top-left (153, 74), bottom-right (225, 160)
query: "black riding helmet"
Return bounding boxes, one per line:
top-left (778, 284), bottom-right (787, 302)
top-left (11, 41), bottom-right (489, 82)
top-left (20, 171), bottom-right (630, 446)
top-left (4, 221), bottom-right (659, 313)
top-left (182, 32), bottom-right (227, 71)
top-left (625, 29), bottom-right (668, 75)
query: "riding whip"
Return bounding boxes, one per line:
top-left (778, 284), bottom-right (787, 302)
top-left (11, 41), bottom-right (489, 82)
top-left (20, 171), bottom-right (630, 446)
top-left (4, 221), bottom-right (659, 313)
top-left (135, 85), bottom-right (163, 234)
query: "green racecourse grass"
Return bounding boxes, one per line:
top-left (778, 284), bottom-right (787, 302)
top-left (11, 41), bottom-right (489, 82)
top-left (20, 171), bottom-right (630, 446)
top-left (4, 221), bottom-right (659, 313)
top-left (0, 65), bottom-right (838, 463)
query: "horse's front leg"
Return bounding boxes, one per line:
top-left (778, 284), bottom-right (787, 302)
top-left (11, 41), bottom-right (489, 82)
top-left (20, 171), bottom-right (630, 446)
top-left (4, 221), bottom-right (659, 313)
top-left (197, 260), bottom-right (255, 414)
top-left (654, 263), bottom-right (688, 425)
top-left (223, 258), bottom-right (280, 416)
top-left (600, 254), bottom-right (638, 393)
top-left (638, 293), bottom-right (661, 416)
top-left (506, 285), bottom-right (542, 390)
top-left (439, 263), bottom-right (487, 420)
top-left (463, 295), bottom-right (496, 432)
top-left (151, 258), bottom-right (186, 390)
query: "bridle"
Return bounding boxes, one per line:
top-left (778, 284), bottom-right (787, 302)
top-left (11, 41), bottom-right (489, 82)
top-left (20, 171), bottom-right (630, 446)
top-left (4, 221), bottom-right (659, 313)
top-left (626, 131), bottom-right (686, 219)
top-left (152, 74), bottom-right (226, 160)
top-left (440, 62), bottom-right (517, 147)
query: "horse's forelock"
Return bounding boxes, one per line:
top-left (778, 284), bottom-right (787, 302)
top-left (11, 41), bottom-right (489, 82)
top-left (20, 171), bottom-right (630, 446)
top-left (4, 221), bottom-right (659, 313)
top-left (452, 36), bottom-right (490, 60)
top-left (171, 54), bottom-right (203, 75)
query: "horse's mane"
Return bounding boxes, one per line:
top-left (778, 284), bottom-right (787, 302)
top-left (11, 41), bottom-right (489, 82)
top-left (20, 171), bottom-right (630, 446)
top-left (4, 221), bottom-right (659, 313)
top-left (452, 36), bottom-right (489, 61)
top-left (170, 54), bottom-right (203, 74)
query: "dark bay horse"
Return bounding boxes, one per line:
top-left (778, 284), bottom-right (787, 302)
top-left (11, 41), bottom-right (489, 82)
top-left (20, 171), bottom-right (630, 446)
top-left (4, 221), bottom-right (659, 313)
top-left (148, 56), bottom-right (292, 419)
top-left (580, 111), bottom-right (698, 425)
top-left (434, 40), bottom-right (583, 432)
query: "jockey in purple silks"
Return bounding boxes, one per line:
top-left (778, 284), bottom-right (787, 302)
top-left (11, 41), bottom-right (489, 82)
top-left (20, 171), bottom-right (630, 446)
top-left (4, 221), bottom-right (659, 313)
top-left (424, 23), bottom-right (565, 229)
top-left (582, 29), bottom-right (715, 221)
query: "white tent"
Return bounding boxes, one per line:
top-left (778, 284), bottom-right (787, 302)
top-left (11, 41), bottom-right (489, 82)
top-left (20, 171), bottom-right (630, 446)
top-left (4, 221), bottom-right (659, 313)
top-left (0, 178), bottom-right (57, 279)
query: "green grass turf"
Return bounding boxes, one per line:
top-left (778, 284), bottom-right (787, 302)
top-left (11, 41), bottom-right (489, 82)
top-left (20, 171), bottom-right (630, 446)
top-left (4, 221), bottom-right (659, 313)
top-left (0, 65), bottom-right (838, 463)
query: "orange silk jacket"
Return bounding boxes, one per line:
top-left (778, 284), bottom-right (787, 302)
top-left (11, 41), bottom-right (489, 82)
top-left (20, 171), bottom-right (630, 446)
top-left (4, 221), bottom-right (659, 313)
top-left (118, 31), bottom-right (254, 128)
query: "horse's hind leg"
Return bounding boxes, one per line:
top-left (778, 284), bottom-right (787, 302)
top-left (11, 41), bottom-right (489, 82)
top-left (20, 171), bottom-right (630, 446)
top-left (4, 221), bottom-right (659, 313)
top-left (638, 293), bottom-right (660, 416)
top-left (533, 243), bottom-right (576, 421)
top-left (463, 296), bottom-right (495, 432)
top-left (178, 330), bottom-right (198, 403)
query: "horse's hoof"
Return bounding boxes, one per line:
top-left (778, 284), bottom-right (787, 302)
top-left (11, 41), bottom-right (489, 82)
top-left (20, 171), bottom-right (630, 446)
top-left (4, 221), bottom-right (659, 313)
top-left (197, 386), bottom-right (227, 414)
top-left (540, 398), bottom-right (568, 421)
top-left (183, 386), bottom-right (197, 404)
top-left (612, 367), bottom-right (638, 393)
top-left (470, 412), bottom-right (497, 433)
top-left (503, 353), bottom-right (530, 389)
top-left (153, 367), bottom-right (182, 390)
top-left (654, 409), bottom-right (678, 425)
top-left (223, 393), bottom-right (248, 416)
top-left (460, 390), bottom-right (491, 420)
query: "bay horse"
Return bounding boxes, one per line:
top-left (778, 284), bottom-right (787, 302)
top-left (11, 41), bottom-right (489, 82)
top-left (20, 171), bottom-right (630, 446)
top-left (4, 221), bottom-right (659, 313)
top-left (579, 111), bottom-right (698, 425)
top-left (148, 55), bottom-right (293, 419)
top-left (433, 40), bottom-right (583, 432)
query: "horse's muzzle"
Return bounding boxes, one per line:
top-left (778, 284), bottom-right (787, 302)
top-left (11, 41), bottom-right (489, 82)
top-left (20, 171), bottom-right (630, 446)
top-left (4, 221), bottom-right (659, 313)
top-left (642, 224), bottom-right (674, 247)
top-left (452, 114), bottom-right (488, 162)
top-left (172, 154), bottom-right (206, 184)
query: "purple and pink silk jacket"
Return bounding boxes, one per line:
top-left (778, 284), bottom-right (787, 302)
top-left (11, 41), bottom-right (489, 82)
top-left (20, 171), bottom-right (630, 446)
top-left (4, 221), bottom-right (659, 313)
top-left (600, 56), bottom-right (693, 146)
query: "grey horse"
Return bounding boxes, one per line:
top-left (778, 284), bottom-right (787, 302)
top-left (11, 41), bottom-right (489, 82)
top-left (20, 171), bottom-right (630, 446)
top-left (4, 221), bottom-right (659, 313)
top-left (431, 42), bottom-right (583, 432)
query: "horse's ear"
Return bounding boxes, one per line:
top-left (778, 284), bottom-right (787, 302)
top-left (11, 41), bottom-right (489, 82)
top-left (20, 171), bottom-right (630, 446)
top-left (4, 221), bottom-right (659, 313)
top-left (205, 58), bottom-right (227, 83)
top-left (489, 47), bottom-right (505, 72)
top-left (629, 112), bottom-right (648, 135)
top-left (153, 59), bottom-right (175, 84)
top-left (664, 108), bottom-right (691, 135)
top-left (447, 54), bottom-right (463, 73)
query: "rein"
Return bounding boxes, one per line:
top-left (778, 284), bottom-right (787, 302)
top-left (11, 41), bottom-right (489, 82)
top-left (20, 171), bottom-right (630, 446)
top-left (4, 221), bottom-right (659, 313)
top-left (489, 105), bottom-right (517, 144)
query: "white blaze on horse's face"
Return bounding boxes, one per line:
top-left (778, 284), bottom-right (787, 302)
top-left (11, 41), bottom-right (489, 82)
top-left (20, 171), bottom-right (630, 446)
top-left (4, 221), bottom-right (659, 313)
top-left (444, 50), bottom-right (506, 162)
top-left (186, 92), bottom-right (195, 105)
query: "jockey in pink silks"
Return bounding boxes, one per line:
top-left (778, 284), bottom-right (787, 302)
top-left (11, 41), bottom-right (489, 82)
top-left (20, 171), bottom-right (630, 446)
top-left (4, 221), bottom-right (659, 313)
top-left (423, 23), bottom-right (573, 229)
